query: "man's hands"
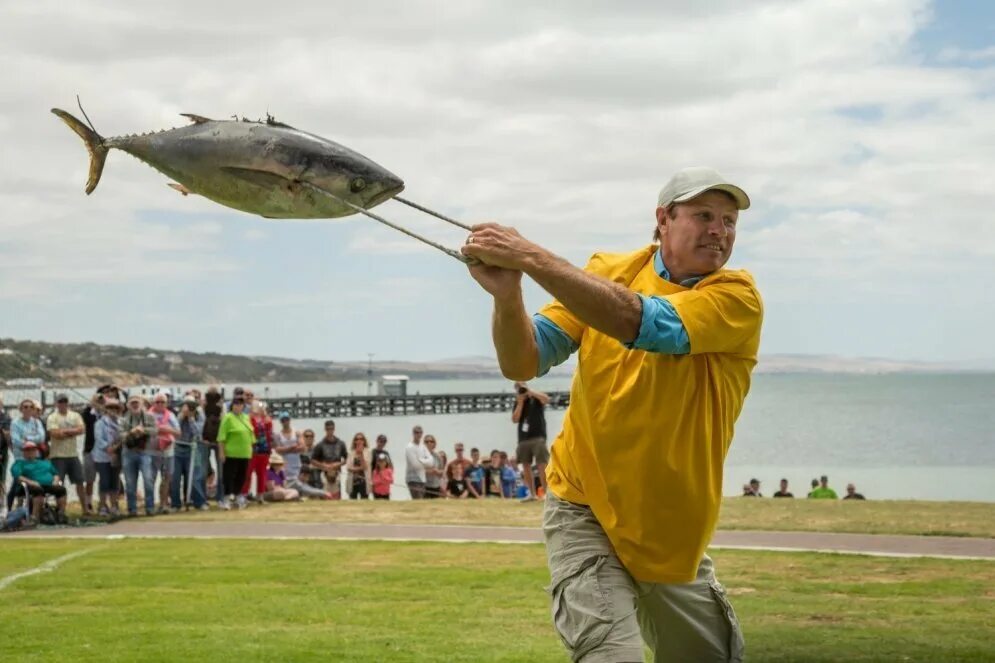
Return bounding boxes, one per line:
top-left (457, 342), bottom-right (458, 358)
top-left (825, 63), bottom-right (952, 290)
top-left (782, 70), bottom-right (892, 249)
top-left (461, 223), bottom-right (541, 272)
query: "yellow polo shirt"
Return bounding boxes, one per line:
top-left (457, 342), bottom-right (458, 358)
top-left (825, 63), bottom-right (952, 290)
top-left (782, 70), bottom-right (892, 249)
top-left (541, 245), bottom-right (763, 583)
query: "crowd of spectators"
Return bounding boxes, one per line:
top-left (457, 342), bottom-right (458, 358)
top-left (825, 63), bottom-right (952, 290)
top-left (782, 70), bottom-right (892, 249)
top-left (0, 384), bottom-right (545, 527)
top-left (741, 475), bottom-right (867, 500)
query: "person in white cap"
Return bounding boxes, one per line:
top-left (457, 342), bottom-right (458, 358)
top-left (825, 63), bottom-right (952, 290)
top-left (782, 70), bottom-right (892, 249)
top-left (462, 167), bottom-right (762, 662)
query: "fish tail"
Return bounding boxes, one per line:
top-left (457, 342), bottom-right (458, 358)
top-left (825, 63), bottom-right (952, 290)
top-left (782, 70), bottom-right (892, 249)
top-left (51, 108), bottom-right (109, 195)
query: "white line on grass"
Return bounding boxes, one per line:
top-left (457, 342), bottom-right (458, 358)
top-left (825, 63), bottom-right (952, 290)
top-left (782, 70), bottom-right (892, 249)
top-left (0, 548), bottom-right (98, 591)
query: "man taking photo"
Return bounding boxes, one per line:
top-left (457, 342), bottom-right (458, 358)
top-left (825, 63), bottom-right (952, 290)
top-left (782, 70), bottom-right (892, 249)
top-left (511, 381), bottom-right (549, 502)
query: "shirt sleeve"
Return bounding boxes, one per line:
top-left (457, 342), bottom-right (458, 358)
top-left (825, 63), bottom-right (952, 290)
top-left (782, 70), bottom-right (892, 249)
top-left (624, 294), bottom-right (691, 354)
top-left (533, 314), bottom-right (580, 377)
top-left (664, 273), bottom-right (763, 355)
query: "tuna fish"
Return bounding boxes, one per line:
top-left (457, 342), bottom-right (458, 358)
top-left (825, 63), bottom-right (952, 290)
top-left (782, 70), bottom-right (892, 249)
top-left (51, 108), bottom-right (404, 219)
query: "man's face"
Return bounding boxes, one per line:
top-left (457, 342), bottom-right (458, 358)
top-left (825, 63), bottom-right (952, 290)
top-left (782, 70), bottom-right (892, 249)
top-left (324, 424), bottom-right (335, 439)
top-left (19, 403), bottom-right (32, 419)
top-left (750, 480), bottom-right (759, 492)
top-left (57, 400), bottom-right (69, 413)
top-left (656, 190), bottom-right (738, 278)
top-left (412, 426), bottom-right (423, 443)
top-left (846, 484), bottom-right (856, 495)
top-left (244, 390), bottom-right (254, 402)
top-left (455, 444), bottom-right (464, 458)
top-left (820, 477), bottom-right (829, 488)
top-left (23, 446), bottom-right (38, 460)
top-left (376, 437), bottom-right (387, 449)
top-left (129, 400), bottom-right (142, 413)
top-left (780, 480), bottom-right (788, 491)
top-left (471, 450), bottom-right (480, 463)
top-left (490, 452), bottom-right (500, 466)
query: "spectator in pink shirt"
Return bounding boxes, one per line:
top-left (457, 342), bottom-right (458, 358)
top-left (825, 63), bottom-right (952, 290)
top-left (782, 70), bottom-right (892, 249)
top-left (372, 454), bottom-right (393, 500)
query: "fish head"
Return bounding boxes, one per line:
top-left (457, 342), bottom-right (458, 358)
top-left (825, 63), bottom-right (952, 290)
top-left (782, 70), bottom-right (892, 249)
top-left (308, 149), bottom-right (404, 212)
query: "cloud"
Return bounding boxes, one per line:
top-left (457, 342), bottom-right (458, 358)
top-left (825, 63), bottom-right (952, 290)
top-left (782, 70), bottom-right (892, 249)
top-left (0, 0), bottom-right (993, 361)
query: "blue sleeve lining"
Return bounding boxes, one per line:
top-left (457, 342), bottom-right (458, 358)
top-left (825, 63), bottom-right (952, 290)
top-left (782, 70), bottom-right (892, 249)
top-left (624, 294), bottom-right (691, 355)
top-left (533, 314), bottom-right (580, 377)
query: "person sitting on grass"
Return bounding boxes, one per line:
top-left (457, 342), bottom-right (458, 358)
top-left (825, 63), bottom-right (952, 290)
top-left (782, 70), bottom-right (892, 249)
top-left (262, 454), bottom-right (299, 502)
top-left (808, 475), bottom-right (838, 499)
top-left (843, 483), bottom-right (866, 500)
top-left (372, 454), bottom-right (393, 500)
top-left (10, 442), bottom-right (68, 525)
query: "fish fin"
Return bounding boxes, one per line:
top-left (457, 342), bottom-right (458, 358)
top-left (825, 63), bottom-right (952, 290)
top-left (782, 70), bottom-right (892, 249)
top-left (180, 113), bottom-right (213, 124)
top-left (51, 108), bottom-right (109, 195)
top-left (265, 113), bottom-right (296, 130)
top-left (168, 183), bottom-right (193, 196)
top-left (221, 167), bottom-right (302, 193)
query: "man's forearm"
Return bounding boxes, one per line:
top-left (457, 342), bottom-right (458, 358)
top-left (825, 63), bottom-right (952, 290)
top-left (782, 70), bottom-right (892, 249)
top-left (525, 250), bottom-right (642, 343)
top-left (492, 289), bottom-right (539, 381)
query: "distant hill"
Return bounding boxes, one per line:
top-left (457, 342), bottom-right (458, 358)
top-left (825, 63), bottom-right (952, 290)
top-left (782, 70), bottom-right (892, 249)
top-left (0, 338), bottom-right (989, 387)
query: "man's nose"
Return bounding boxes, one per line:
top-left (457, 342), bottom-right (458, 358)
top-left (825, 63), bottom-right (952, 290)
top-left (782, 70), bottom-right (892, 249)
top-left (706, 219), bottom-right (727, 237)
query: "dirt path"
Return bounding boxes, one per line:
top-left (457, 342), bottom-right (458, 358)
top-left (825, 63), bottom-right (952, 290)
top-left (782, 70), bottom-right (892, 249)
top-left (8, 520), bottom-right (995, 559)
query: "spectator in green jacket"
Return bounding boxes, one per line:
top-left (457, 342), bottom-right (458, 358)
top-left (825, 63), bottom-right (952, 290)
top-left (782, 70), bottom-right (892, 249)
top-left (808, 475), bottom-right (838, 499)
top-left (216, 398), bottom-right (254, 510)
top-left (10, 441), bottom-right (68, 524)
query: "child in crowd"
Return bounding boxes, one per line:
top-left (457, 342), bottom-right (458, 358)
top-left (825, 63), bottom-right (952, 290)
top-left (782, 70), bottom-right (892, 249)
top-left (372, 454), bottom-right (393, 500)
top-left (485, 450), bottom-right (504, 498)
top-left (466, 448), bottom-right (485, 498)
top-left (447, 462), bottom-right (470, 499)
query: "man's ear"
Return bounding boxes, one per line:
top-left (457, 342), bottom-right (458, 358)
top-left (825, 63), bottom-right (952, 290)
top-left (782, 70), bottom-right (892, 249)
top-left (655, 206), bottom-right (669, 240)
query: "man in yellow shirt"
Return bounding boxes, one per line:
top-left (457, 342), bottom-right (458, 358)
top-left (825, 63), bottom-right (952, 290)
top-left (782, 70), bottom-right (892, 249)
top-left (462, 167), bottom-right (762, 663)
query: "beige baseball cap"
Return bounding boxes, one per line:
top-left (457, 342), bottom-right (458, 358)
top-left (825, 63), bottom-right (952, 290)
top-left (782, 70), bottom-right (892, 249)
top-left (657, 166), bottom-right (750, 210)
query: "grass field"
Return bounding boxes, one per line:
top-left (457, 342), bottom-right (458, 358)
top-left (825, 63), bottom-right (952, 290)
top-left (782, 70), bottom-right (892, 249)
top-left (1, 539), bottom-right (992, 662)
top-left (140, 497), bottom-right (995, 538)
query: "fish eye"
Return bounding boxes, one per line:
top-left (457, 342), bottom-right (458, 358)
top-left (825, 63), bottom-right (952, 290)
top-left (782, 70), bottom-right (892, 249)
top-left (350, 177), bottom-right (366, 193)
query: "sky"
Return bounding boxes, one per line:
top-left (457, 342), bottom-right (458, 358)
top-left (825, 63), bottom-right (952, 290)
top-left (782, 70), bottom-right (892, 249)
top-left (0, 0), bottom-right (993, 364)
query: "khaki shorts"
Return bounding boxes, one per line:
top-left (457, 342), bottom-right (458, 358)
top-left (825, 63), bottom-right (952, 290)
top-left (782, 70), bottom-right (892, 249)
top-left (516, 437), bottom-right (549, 465)
top-left (543, 493), bottom-right (744, 663)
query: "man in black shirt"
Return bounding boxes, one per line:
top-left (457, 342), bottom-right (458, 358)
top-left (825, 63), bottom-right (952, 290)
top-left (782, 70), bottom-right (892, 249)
top-left (511, 381), bottom-right (550, 502)
top-left (311, 420), bottom-right (347, 499)
top-left (843, 483), bottom-right (866, 500)
top-left (772, 478), bottom-right (794, 498)
top-left (373, 434), bottom-right (393, 468)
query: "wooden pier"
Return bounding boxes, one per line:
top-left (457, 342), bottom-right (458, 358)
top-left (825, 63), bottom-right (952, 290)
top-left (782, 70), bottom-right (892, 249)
top-left (262, 391), bottom-right (571, 419)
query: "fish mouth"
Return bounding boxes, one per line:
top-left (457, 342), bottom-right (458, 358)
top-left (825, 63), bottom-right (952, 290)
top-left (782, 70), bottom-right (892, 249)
top-left (366, 181), bottom-right (405, 209)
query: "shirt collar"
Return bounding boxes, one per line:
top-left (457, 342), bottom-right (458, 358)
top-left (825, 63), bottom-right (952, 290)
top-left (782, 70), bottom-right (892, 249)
top-left (655, 248), bottom-right (707, 287)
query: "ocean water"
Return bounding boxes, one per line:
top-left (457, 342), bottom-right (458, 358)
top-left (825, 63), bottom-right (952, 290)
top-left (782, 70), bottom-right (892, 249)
top-left (5, 373), bottom-right (994, 502)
